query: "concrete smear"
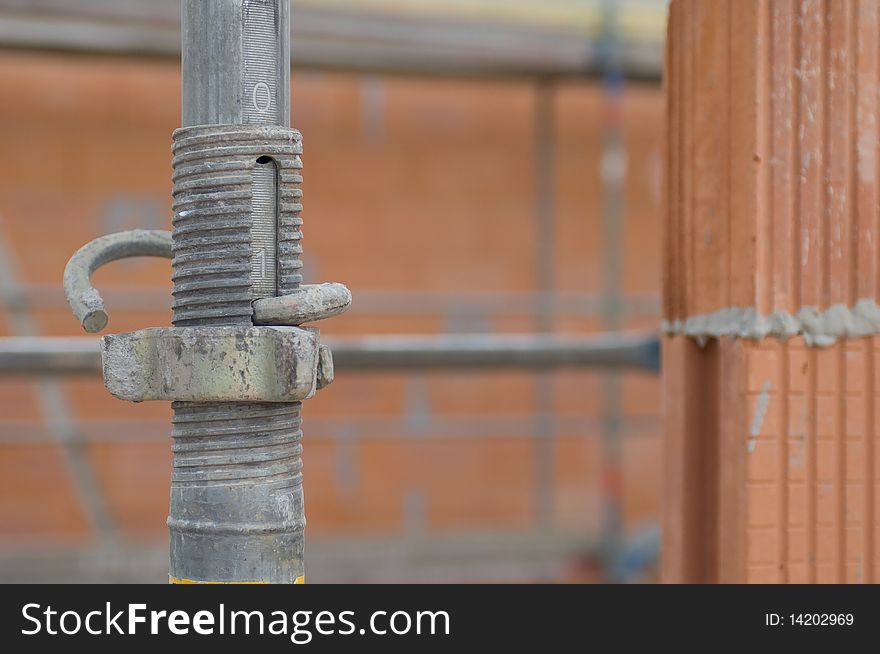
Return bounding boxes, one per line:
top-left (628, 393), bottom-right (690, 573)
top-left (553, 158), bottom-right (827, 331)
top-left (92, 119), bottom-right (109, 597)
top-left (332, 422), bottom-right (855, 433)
top-left (662, 298), bottom-right (880, 347)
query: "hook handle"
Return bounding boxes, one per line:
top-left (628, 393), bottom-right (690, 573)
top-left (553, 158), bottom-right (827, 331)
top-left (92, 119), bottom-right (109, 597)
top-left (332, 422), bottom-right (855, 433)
top-left (63, 229), bottom-right (172, 333)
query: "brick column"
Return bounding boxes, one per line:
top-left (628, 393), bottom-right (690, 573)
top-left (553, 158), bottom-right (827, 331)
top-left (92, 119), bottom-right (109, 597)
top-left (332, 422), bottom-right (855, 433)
top-left (664, 0), bottom-right (880, 583)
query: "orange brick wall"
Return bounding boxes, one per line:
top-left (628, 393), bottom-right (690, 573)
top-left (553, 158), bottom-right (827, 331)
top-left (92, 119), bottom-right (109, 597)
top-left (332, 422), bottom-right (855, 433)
top-left (664, 0), bottom-right (880, 583)
top-left (0, 50), bottom-right (664, 580)
top-left (745, 338), bottom-right (877, 583)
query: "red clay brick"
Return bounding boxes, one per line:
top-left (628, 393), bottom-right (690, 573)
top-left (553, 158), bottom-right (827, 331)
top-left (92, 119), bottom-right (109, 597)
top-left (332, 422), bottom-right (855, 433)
top-left (665, 0), bottom-right (880, 321)
top-left (0, 444), bottom-right (90, 543)
top-left (86, 442), bottom-right (170, 538)
top-left (0, 379), bottom-right (41, 421)
top-left (553, 435), bottom-right (601, 531)
top-left (665, 1), bottom-right (880, 584)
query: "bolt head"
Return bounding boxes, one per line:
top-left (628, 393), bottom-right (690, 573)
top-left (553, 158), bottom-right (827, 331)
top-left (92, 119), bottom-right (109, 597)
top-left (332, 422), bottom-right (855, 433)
top-left (316, 344), bottom-right (334, 389)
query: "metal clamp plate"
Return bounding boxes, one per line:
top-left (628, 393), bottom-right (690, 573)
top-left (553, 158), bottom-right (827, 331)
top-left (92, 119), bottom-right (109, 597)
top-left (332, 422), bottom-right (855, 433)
top-left (102, 326), bottom-right (320, 403)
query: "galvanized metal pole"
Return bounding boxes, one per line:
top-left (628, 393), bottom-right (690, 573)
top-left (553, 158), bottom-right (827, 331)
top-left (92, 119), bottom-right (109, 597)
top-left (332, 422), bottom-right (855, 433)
top-left (170, 0), bottom-right (302, 584)
top-left (597, 0), bottom-right (626, 583)
top-left (0, 333), bottom-right (662, 375)
top-left (532, 79), bottom-right (557, 534)
top-left (182, 0), bottom-right (290, 129)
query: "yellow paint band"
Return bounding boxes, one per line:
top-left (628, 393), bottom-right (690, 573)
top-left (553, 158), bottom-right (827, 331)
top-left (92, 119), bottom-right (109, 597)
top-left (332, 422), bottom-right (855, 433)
top-left (169, 575), bottom-right (304, 584)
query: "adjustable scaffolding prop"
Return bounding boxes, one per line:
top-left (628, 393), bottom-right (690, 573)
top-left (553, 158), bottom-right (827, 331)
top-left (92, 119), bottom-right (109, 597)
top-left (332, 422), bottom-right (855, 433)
top-left (62, 0), bottom-right (350, 584)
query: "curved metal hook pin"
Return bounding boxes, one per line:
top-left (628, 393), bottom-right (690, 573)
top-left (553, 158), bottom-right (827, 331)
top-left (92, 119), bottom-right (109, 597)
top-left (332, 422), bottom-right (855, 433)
top-left (64, 229), bottom-right (351, 333)
top-left (63, 229), bottom-right (173, 333)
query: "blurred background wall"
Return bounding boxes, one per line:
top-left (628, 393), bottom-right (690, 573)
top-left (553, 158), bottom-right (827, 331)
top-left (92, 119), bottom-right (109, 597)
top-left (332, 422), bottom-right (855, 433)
top-left (0, 0), bottom-right (667, 582)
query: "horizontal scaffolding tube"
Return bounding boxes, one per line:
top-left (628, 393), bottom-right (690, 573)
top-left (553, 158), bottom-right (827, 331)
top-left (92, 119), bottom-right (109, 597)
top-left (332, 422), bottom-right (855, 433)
top-left (0, 332), bottom-right (660, 375)
top-left (0, 0), bottom-right (663, 80)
